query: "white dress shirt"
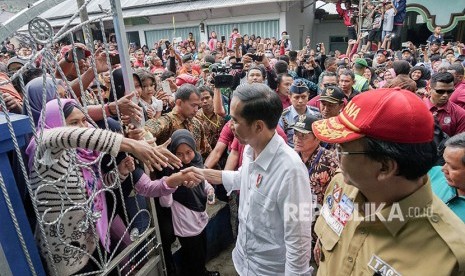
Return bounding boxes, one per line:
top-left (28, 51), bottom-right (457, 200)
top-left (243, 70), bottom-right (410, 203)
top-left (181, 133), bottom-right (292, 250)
top-left (222, 132), bottom-right (313, 275)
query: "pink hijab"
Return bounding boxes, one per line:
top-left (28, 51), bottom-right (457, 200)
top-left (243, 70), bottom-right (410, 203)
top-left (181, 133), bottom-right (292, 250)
top-left (26, 99), bottom-right (110, 251)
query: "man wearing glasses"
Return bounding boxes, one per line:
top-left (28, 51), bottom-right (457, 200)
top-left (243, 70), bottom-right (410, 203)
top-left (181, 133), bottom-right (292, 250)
top-left (311, 87), bottom-right (465, 275)
top-left (423, 72), bottom-right (465, 136)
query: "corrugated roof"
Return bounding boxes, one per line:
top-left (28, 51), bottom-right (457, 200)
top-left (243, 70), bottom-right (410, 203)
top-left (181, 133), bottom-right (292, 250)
top-left (40, 0), bottom-right (293, 27)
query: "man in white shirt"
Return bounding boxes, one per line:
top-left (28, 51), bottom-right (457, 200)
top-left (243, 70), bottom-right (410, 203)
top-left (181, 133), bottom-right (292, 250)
top-left (183, 83), bottom-right (313, 275)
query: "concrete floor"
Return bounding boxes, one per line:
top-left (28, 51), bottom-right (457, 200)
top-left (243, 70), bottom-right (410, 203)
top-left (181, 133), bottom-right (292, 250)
top-left (206, 243), bottom-right (237, 276)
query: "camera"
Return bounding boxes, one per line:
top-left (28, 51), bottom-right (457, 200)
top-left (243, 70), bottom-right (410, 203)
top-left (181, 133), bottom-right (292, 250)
top-left (210, 63), bottom-right (234, 88)
top-left (419, 44), bottom-right (427, 51)
top-left (231, 62), bottom-right (244, 70)
top-left (316, 43), bottom-right (322, 53)
top-left (165, 40), bottom-right (171, 49)
top-left (250, 54), bottom-right (264, 62)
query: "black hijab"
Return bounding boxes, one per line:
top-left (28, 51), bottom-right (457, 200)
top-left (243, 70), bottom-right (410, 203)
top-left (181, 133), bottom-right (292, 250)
top-left (165, 129), bottom-right (207, 212)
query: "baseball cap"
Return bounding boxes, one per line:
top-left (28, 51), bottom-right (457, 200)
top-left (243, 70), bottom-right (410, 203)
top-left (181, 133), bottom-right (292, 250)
top-left (319, 86), bottom-right (345, 104)
top-left (354, 58), bottom-right (368, 67)
top-left (401, 48), bottom-right (412, 54)
top-left (291, 115), bottom-right (320, 134)
top-left (376, 49), bottom-right (390, 58)
top-left (290, 79), bottom-right (309, 94)
top-left (312, 88), bottom-right (434, 144)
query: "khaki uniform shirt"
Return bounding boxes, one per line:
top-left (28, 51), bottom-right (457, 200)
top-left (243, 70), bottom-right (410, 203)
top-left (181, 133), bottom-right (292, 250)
top-left (145, 109), bottom-right (212, 159)
top-left (315, 173), bottom-right (465, 276)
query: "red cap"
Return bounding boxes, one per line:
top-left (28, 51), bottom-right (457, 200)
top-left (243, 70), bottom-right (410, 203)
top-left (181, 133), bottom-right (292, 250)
top-left (312, 88), bottom-right (434, 144)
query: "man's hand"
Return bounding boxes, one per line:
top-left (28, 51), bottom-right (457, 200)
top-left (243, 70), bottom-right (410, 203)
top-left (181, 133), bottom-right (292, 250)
top-left (93, 47), bottom-right (110, 73)
top-left (179, 166), bottom-right (205, 187)
top-left (313, 238), bottom-right (321, 266)
top-left (155, 90), bottom-right (169, 101)
top-left (126, 124), bottom-right (145, 140)
top-left (116, 92), bottom-right (143, 121)
top-left (118, 156), bottom-right (136, 176)
top-left (1, 93), bottom-right (22, 113)
top-left (129, 138), bottom-right (170, 172)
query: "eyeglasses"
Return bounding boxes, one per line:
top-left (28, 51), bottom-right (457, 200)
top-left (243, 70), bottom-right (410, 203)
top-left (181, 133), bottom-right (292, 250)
top-left (335, 144), bottom-right (368, 160)
top-left (433, 89), bottom-right (455, 95)
top-left (323, 83), bottom-right (338, 87)
top-left (294, 131), bottom-right (313, 139)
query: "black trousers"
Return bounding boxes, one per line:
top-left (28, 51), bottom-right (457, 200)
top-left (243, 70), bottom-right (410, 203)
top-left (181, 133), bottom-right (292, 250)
top-left (178, 229), bottom-right (207, 276)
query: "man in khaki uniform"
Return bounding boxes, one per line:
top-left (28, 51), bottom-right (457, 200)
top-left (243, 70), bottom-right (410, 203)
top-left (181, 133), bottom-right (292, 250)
top-left (311, 87), bottom-right (465, 276)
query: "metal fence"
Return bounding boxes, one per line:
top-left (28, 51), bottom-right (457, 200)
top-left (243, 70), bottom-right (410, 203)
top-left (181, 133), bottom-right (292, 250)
top-left (0, 0), bottom-right (165, 275)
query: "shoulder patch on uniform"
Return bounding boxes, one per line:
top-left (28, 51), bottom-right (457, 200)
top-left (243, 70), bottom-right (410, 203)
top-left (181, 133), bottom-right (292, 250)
top-left (282, 107), bottom-right (291, 116)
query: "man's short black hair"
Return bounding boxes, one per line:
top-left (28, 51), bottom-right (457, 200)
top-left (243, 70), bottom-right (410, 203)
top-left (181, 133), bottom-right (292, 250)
top-left (233, 83), bottom-right (283, 129)
top-left (160, 70), bottom-right (175, 81)
top-left (248, 65), bottom-right (266, 79)
top-left (324, 57), bottom-right (337, 69)
top-left (175, 84), bottom-right (200, 101)
top-left (198, 85), bottom-right (214, 97)
top-left (278, 55), bottom-right (290, 64)
top-left (448, 63), bottom-right (464, 75)
top-left (392, 60), bottom-right (411, 75)
top-left (274, 60), bottom-right (289, 74)
top-left (339, 69), bottom-right (355, 80)
top-left (277, 73), bottom-right (293, 84)
top-left (431, 72), bottom-right (454, 88)
top-left (363, 137), bottom-right (437, 180)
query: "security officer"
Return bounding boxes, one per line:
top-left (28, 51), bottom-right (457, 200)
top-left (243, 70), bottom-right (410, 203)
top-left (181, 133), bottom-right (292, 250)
top-left (278, 79), bottom-right (320, 147)
top-left (311, 88), bottom-right (465, 275)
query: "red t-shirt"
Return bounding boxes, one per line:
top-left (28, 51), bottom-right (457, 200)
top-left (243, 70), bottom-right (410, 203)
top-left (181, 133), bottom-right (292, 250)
top-left (423, 97), bottom-right (465, 136)
top-left (231, 126), bottom-right (288, 169)
top-left (218, 121), bottom-right (234, 151)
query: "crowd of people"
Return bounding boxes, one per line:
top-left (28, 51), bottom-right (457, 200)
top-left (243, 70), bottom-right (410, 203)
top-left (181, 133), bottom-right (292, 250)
top-left (1, 3), bottom-right (465, 275)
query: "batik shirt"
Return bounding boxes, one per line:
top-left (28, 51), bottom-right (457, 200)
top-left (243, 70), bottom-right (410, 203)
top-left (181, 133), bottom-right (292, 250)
top-left (302, 146), bottom-right (339, 242)
top-left (145, 109), bottom-right (212, 159)
top-left (195, 109), bottom-right (226, 151)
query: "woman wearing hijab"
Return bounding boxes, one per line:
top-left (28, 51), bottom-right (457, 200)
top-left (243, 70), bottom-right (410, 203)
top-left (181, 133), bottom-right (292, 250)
top-left (26, 99), bottom-right (201, 275)
top-left (159, 129), bottom-right (219, 276)
top-left (378, 67), bottom-right (396, 88)
top-left (24, 76), bottom-right (141, 127)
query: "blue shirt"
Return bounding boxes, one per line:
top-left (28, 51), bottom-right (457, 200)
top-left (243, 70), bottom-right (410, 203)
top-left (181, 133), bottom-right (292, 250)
top-left (278, 105), bottom-right (320, 147)
top-left (428, 166), bottom-right (465, 223)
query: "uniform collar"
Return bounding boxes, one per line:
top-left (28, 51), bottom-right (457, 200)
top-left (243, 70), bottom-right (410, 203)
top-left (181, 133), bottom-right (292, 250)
top-left (289, 105), bottom-right (311, 119)
top-left (245, 131), bottom-right (281, 171)
top-left (378, 176), bottom-right (433, 237)
top-left (424, 97), bottom-right (451, 113)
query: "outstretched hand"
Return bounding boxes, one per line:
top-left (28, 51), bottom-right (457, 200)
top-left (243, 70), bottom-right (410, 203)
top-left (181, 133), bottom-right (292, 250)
top-left (156, 138), bottom-right (183, 170)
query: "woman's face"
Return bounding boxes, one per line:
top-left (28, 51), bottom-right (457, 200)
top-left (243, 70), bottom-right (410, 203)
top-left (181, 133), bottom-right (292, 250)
top-left (363, 68), bottom-right (372, 80)
top-left (175, 143), bottom-right (196, 165)
top-left (65, 107), bottom-right (87, 128)
top-left (384, 71), bottom-right (393, 80)
top-left (411, 70), bottom-right (422, 81)
top-left (211, 32), bottom-right (216, 38)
